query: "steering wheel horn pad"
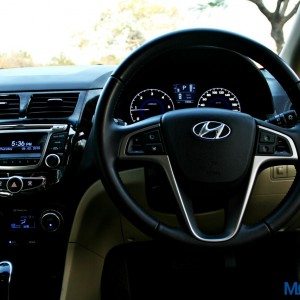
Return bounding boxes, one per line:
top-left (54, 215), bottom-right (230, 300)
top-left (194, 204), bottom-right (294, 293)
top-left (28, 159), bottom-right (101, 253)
top-left (161, 108), bottom-right (256, 184)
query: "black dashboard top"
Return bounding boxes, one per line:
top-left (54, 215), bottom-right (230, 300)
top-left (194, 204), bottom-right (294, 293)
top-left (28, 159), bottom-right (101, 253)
top-left (0, 65), bottom-right (115, 92)
top-left (0, 63), bottom-right (292, 129)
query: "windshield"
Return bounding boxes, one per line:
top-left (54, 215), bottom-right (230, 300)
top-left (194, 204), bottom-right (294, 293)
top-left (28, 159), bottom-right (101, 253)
top-left (0, 0), bottom-right (298, 68)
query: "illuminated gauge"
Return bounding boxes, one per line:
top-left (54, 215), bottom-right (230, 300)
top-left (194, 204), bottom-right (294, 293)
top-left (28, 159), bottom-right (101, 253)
top-left (197, 88), bottom-right (241, 111)
top-left (130, 89), bottom-right (174, 122)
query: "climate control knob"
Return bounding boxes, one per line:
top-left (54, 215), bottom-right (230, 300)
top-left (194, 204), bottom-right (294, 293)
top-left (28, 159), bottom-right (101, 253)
top-left (40, 211), bottom-right (62, 232)
top-left (45, 154), bottom-right (60, 168)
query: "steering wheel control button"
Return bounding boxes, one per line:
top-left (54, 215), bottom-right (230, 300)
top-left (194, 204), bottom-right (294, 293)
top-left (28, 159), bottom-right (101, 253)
top-left (145, 143), bottom-right (164, 154)
top-left (144, 130), bottom-right (161, 143)
top-left (45, 154), bottom-right (61, 168)
top-left (22, 178), bottom-right (45, 191)
top-left (275, 137), bottom-right (291, 155)
top-left (257, 129), bottom-right (292, 156)
top-left (6, 177), bottom-right (23, 193)
top-left (259, 131), bottom-right (275, 143)
top-left (258, 145), bottom-right (274, 154)
top-left (127, 133), bottom-right (145, 153)
top-left (40, 211), bottom-right (62, 232)
top-left (127, 129), bottom-right (165, 155)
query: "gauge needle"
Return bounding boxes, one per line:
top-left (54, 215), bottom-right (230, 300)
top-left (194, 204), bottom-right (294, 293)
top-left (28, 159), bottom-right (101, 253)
top-left (131, 108), bottom-right (150, 111)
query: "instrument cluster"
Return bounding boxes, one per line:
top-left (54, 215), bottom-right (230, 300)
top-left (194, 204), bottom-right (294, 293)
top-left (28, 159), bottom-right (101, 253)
top-left (113, 47), bottom-right (275, 124)
top-left (129, 85), bottom-right (241, 123)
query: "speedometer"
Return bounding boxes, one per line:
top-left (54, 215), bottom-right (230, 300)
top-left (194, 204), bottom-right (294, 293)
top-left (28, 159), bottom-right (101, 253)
top-left (130, 89), bottom-right (174, 122)
top-left (197, 88), bottom-right (241, 111)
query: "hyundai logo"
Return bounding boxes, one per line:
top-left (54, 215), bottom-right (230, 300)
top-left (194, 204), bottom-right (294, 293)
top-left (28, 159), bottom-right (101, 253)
top-left (192, 121), bottom-right (231, 140)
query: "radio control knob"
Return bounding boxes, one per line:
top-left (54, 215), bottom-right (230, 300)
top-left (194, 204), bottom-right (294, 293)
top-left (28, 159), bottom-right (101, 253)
top-left (6, 176), bottom-right (23, 193)
top-left (40, 211), bottom-right (62, 232)
top-left (45, 154), bottom-right (60, 168)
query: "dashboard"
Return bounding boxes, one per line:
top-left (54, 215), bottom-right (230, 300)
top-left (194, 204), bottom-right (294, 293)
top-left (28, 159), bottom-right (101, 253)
top-left (114, 47), bottom-right (275, 124)
top-left (0, 62), bottom-right (292, 299)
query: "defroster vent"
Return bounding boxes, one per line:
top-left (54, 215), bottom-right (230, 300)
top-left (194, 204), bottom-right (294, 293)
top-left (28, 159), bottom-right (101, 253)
top-left (27, 92), bottom-right (79, 118)
top-left (0, 94), bottom-right (20, 119)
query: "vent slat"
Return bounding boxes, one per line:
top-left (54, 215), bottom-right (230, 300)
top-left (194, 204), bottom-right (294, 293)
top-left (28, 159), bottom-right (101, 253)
top-left (27, 93), bottom-right (79, 118)
top-left (0, 95), bottom-right (20, 119)
top-left (0, 108), bottom-right (20, 112)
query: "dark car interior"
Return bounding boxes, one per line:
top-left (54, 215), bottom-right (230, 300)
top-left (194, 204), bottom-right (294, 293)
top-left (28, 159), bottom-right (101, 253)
top-left (0, 13), bottom-right (300, 300)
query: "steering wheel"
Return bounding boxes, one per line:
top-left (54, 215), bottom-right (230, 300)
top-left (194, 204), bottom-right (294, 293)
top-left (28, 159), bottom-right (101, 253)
top-left (94, 29), bottom-right (300, 246)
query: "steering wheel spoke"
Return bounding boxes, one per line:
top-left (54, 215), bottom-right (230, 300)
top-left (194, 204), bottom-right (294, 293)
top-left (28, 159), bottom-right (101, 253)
top-left (159, 122), bottom-right (299, 242)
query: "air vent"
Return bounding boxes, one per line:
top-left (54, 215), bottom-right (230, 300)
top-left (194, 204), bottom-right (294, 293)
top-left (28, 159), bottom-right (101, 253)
top-left (0, 94), bottom-right (20, 119)
top-left (27, 93), bottom-right (79, 118)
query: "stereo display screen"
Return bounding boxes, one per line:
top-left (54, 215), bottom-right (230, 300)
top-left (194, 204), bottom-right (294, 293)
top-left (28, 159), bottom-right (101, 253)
top-left (0, 132), bottom-right (47, 157)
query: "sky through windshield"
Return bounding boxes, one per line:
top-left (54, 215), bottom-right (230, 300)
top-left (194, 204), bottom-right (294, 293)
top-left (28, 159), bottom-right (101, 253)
top-left (0, 0), bottom-right (298, 67)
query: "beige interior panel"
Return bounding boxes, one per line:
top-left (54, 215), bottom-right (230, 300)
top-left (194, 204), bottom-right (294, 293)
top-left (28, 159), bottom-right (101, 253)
top-left (60, 243), bottom-right (104, 300)
top-left (244, 166), bottom-right (295, 224)
top-left (61, 165), bottom-right (297, 299)
top-left (60, 178), bottom-right (123, 300)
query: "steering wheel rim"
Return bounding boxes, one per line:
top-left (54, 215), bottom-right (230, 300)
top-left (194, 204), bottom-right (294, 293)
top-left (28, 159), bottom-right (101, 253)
top-left (94, 29), bottom-right (300, 247)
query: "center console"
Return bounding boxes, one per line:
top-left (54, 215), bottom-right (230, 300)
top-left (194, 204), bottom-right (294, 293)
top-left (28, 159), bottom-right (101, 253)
top-left (0, 123), bottom-right (75, 299)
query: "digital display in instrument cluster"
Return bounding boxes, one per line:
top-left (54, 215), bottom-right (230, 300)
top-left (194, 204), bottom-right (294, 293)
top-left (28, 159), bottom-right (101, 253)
top-left (173, 83), bottom-right (196, 103)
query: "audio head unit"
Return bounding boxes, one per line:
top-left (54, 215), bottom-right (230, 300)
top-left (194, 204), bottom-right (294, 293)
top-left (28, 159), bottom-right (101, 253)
top-left (0, 124), bottom-right (69, 170)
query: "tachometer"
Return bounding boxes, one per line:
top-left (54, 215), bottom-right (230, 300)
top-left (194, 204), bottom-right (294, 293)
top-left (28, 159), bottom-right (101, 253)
top-left (197, 88), bottom-right (241, 111)
top-left (130, 89), bottom-right (174, 122)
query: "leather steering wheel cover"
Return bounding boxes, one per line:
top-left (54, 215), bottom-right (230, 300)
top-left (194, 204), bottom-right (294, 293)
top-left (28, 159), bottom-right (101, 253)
top-left (93, 29), bottom-right (300, 247)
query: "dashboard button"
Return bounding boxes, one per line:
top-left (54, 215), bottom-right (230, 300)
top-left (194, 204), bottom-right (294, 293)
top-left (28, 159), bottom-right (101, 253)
top-left (40, 211), bottom-right (62, 232)
top-left (45, 154), bottom-right (61, 168)
top-left (7, 177), bottom-right (23, 193)
top-left (13, 159), bottom-right (25, 166)
top-left (23, 178), bottom-right (45, 190)
top-left (48, 137), bottom-right (66, 152)
top-left (7, 240), bottom-right (19, 247)
top-left (24, 159), bottom-right (33, 165)
top-left (8, 159), bottom-right (16, 166)
top-left (51, 132), bottom-right (68, 139)
top-left (0, 159), bottom-right (9, 166)
top-left (0, 178), bottom-right (8, 190)
top-left (52, 132), bottom-right (67, 138)
top-left (25, 240), bottom-right (39, 247)
top-left (32, 159), bottom-right (40, 165)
